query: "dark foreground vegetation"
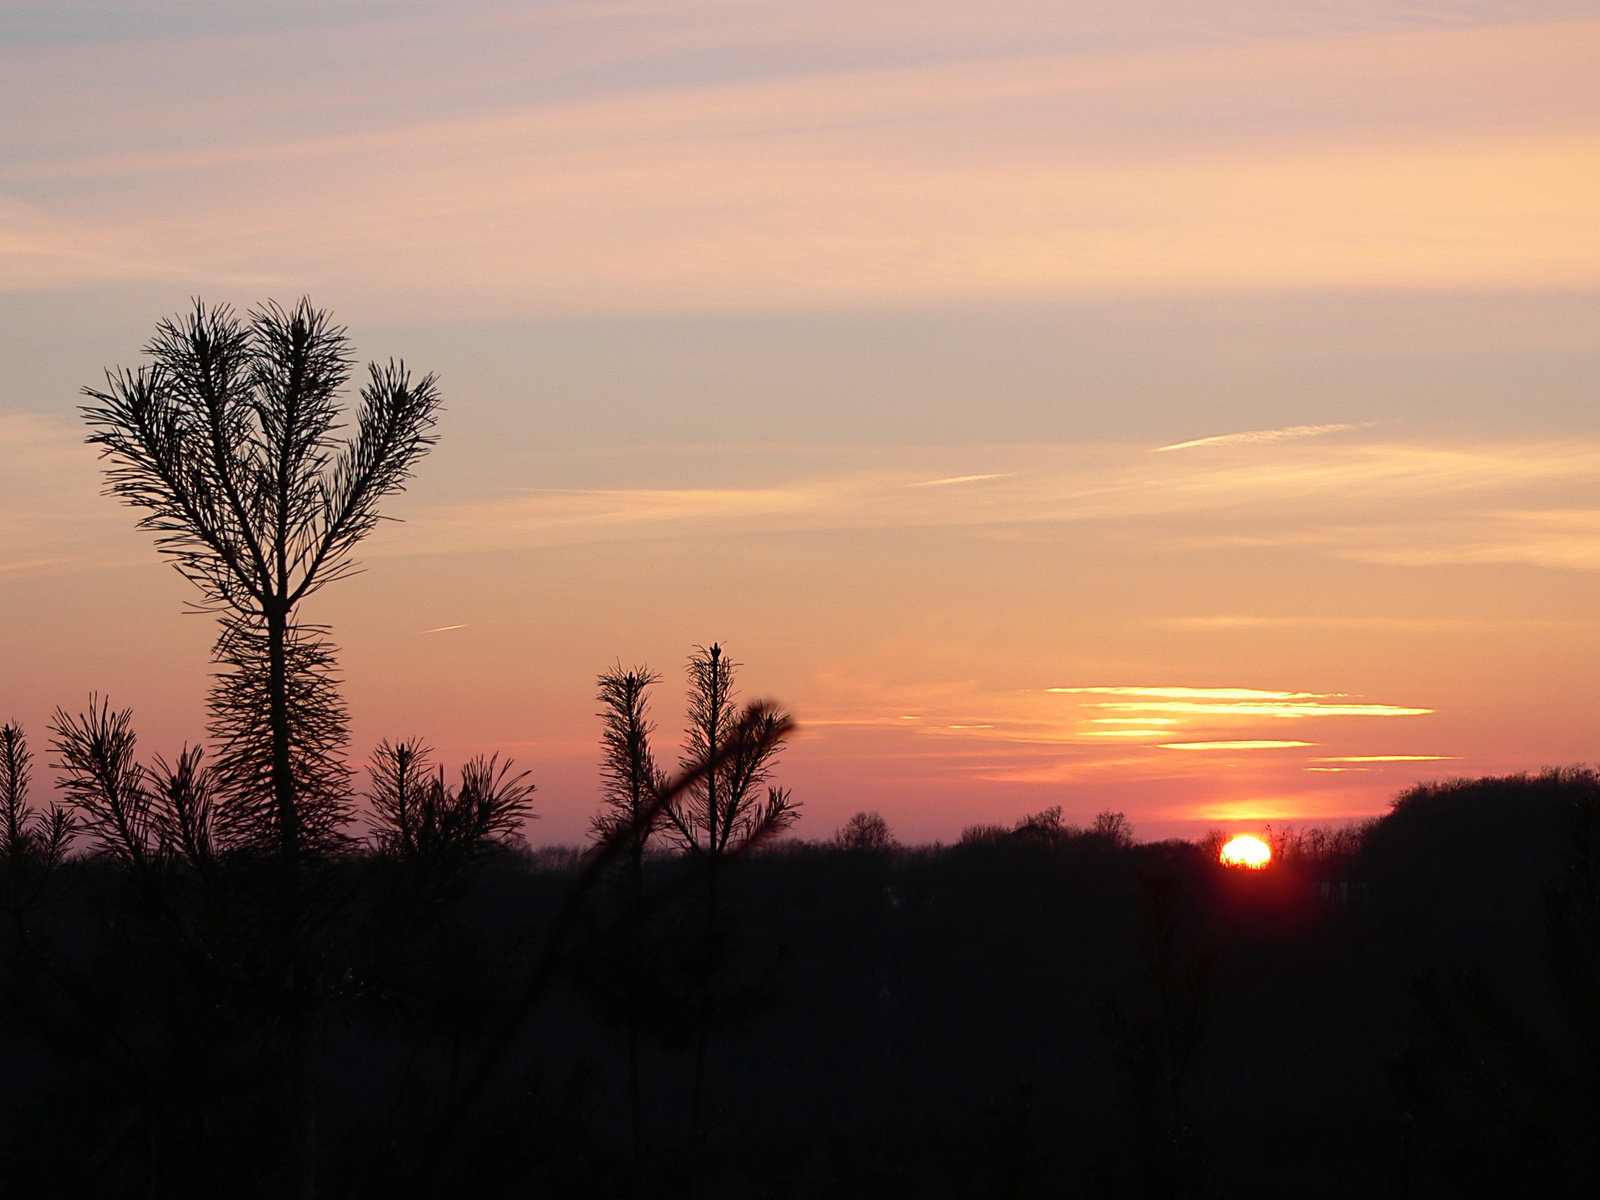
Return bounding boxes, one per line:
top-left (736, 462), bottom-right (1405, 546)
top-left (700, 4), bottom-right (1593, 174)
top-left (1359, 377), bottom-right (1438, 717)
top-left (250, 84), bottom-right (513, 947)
top-left (5, 765), bottom-right (1600, 1199)
top-left (4, 298), bottom-right (1597, 1196)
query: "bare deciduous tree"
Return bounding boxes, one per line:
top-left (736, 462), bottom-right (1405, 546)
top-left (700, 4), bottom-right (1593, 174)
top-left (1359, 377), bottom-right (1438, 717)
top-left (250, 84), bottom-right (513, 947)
top-left (837, 810), bottom-right (896, 852)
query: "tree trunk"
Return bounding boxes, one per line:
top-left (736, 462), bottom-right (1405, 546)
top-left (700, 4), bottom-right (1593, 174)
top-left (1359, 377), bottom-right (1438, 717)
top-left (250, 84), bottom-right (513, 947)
top-left (629, 838), bottom-right (644, 1191)
top-left (689, 855), bottom-right (717, 1200)
top-left (689, 688), bottom-right (719, 1200)
top-left (267, 604), bottom-right (316, 1200)
top-left (266, 606), bottom-right (299, 867)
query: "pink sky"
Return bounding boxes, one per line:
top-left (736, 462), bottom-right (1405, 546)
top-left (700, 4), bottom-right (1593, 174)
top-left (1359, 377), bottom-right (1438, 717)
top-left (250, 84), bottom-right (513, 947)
top-left (3, 1), bottom-right (1599, 843)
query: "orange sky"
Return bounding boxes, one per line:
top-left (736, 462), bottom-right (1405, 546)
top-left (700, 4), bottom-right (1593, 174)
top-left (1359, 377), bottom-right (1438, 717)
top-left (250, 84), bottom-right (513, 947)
top-left (3, 2), bottom-right (1599, 842)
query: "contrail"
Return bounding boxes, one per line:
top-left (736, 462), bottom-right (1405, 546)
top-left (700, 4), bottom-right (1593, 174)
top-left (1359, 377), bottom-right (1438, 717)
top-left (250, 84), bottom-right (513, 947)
top-left (1155, 422), bottom-right (1370, 452)
top-left (908, 473), bottom-right (1013, 487)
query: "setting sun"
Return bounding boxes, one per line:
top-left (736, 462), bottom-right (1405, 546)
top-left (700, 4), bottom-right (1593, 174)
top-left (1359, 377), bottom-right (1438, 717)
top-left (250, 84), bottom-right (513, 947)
top-left (5, 1), bottom-right (1600, 1193)
top-left (1220, 835), bottom-right (1273, 869)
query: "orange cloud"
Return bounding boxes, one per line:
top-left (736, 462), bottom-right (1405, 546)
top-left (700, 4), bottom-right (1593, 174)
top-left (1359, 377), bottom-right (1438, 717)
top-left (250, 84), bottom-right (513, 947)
top-left (1050, 686), bottom-right (1431, 719)
top-left (1160, 741), bottom-right (1316, 750)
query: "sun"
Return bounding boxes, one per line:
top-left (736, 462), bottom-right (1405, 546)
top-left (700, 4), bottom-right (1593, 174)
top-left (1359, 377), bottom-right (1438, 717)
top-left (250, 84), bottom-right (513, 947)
top-left (1219, 835), bottom-right (1272, 869)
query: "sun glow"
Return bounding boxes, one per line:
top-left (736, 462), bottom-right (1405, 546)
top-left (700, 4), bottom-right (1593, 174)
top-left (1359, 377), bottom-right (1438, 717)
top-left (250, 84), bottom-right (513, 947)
top-left (1220, 835), bottom-right (1272, 869)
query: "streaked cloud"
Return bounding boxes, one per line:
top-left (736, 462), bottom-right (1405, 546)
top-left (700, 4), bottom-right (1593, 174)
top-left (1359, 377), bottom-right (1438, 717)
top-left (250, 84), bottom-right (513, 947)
top-left (1314, 754), bottom-right (1457, 762)
top-left (1087, 717), bottom-right (1182, 724)
top-left (1047, 687), bottom-right (1432, 721)
top-left (1053, 686), bottom-right (1326, 700)
top-left (1088, 700), bottom-right (1431, 718)
top-left (1160, 740), bottom-right (1316, 750)
top-left (4, 13), bottom-right (1598, 310)
top-left (908, 474), bottom-right (1013, 487)
top-left (19, 418), bottom-right (1600, 631)
top-left (368, 435), bottom-right (1600, 574)
top-left (1080, 729), bottom-right (1177, 738)
top-left (1154, 423), bottom-right (1364, 452)
top-left (0, 413), bottom-right (137, 574)
top-left (1188, 795), bottom-right (1370, 822)
top-left (1151, 616), bottom-right (1585, 632)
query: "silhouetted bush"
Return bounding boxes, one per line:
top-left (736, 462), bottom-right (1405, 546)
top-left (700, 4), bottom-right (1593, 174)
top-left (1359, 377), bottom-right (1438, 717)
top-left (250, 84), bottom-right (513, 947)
top-left (836, 810), bottom-right (896, 852)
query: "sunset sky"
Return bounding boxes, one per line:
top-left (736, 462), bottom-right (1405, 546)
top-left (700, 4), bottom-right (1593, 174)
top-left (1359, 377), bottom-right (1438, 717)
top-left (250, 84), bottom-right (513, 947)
top-left (3, 0), bottom-right (1598, 843)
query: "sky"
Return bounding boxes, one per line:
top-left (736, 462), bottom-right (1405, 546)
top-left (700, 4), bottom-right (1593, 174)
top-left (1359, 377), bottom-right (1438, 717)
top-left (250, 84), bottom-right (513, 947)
top-left (2, 0), bottom-right (1598, 844)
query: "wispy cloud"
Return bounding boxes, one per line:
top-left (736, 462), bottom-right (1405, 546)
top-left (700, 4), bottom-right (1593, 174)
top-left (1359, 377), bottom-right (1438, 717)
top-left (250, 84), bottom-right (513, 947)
top-left (1314, 754), bottom-right (1456, 762)
top-left (0, 556), bottom-right (70, 573)
top-left (362, 435), bottom-right (1600, 582)
top-left (0, 413), bottom-right (139, 574)
top-left (1052, 686), bottom-right (1325, 700)
top-left (1088, 717), bottom-right (1182, 724)
top-left (1090, 700), bottom-right (1431, 717)
top-left (1154, 423), bottom-right (1365, 452)
top-left (1188, 795), bottom-right (1372, 823)
top-left (20, 423), bottom-right (1600, 599)
top-left (1151, 616), bottom-right (1585, 631)
top-left (1050, 685), bottom-right (1430, 719)
top-left (1160, 740), bottom-right (1316, 750)
top-left (908, 474), bottom-right (1012, 487)
top-left (5, 14), bottom-right (1599, 309)
top-left (1080, 728), bottom-right (1180, 738)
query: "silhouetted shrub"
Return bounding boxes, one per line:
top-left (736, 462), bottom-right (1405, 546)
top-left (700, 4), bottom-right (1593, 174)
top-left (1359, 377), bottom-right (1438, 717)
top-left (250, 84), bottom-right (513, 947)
top-left (836, 810), bottom-right (897, 852)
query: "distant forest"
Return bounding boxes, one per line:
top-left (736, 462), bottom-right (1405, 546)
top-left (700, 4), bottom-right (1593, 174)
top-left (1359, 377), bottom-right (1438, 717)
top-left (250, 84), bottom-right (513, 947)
top-left (4, 300), bottom-right (1597, 1198)
top-left (5, 759), bottom-right (1600, 1199)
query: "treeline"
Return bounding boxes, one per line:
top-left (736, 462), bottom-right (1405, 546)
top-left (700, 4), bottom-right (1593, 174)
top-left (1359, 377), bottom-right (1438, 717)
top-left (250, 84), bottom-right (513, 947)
top-left (4, 765), bottom-right (1600, 1197)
